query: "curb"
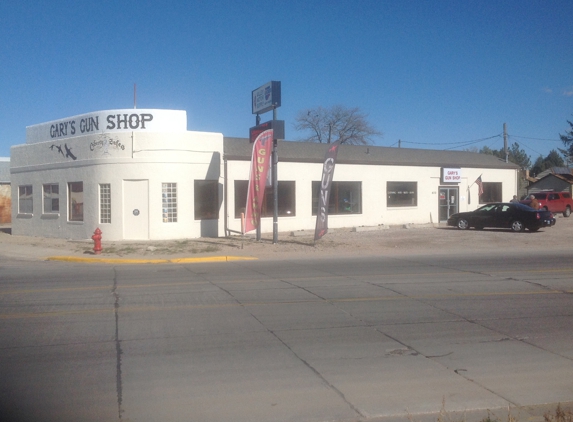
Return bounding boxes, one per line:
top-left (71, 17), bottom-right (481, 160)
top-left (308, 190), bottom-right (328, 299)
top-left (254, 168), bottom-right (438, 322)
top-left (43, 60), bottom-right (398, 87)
top-left (45, 255), bottom-right (258, 264)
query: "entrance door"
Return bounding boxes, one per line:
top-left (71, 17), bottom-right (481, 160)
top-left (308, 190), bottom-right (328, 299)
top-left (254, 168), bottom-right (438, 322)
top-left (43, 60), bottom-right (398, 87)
top-left (439, 187), bottom-right (459, 222)
top-left (123, 180), bottom-right (149, 239)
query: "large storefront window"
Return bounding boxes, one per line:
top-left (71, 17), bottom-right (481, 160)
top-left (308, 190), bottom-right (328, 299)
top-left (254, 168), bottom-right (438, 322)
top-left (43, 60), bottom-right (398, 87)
top-left (387, 182), bottom-right (417, 207)
top-left (479, 182), bottom-right (502, 204)
top-left (68, 182), bottom-right (83, 221)
top-left (234, 180), bottom-right (296, 218)
top-left (195, 180), bottom-right (218, 220)
top-left (18, 185), bottom-right (33, 214)
top-left (311, 181), bottom-right (362, 215)
top-left (43, 184), bottom-right (59, 214)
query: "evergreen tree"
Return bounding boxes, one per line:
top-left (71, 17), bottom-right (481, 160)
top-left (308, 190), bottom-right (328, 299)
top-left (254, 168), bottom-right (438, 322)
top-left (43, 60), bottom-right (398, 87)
top-left (479, 142), bottom-right (531, 169)
top-left (559, 116), bottom-right (573, 157)
top-left (530, 150), bottom-right (565, 176)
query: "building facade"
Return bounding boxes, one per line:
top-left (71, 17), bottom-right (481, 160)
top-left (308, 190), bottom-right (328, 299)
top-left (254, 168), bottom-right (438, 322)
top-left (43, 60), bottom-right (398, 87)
top-left (10, 109), bottom-right (519, 240)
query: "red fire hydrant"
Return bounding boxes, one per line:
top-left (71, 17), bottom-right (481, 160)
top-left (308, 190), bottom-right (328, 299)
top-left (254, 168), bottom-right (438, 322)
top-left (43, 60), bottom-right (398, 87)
top-left (92, 228), bottom-right (102, 255)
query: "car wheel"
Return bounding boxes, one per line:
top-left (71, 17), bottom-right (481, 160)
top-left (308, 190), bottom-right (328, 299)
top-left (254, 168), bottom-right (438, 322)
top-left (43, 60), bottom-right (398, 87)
top-left (457, 219), bottom-right (470, 230)
top-left (511, 220), bottom-right (524, 232)
top-left (564, 207), bottom-right (571, 217)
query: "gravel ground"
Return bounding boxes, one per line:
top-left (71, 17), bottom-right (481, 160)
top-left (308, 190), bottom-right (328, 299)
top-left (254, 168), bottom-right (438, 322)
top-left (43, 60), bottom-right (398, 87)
top-left (0, 214), bottom-right (569, 261)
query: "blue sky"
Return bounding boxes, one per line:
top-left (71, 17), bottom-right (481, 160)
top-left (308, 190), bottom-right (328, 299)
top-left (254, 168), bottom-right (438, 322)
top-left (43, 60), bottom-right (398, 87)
top-left (1, 0), bottom-right (572, 163)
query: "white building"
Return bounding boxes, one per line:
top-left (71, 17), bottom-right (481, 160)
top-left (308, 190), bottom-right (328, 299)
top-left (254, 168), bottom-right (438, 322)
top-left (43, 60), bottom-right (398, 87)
top-left (10, 109), bottom-right (519, 240)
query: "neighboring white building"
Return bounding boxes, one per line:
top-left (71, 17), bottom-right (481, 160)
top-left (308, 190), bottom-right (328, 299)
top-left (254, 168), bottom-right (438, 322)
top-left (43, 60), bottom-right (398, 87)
top-left (10, 109), bottom-right (519, 240)
top-left (223, 138), bottom-right (519, 235)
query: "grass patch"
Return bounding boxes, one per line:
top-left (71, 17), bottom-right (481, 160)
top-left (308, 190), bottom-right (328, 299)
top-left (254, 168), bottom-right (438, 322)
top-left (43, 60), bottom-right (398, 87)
top-left (143, 243), bottom-right (222, 255)
top-left (115, 246), bottom-right (138, 255)
top-left (409, 399), bottom-right (572, 422)
top-left (545, 404), bottom-right (573, 422)
top-left (191, 245), bottom-right (220, 254)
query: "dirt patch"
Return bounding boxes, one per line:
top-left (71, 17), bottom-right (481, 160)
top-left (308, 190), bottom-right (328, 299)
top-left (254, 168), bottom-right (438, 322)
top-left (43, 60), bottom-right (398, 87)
top-left (0, 216), bottom-right (569, 260)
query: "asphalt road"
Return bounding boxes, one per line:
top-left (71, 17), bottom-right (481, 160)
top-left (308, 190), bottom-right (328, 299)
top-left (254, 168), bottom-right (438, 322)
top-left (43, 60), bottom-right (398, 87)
top-left (0, 251), bottom-right (572, 422)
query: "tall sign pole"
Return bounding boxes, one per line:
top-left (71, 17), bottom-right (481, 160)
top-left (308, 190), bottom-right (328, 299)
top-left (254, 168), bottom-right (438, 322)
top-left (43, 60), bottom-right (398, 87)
top-left (250, 81), bottom-right (283, 244)
top-left (272, 107), bottom-right (279, 243)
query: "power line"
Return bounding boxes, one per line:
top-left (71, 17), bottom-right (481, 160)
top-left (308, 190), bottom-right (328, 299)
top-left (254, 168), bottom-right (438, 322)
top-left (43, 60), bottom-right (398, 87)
top-left (510, 134), bottom-right (561, 142)
top-left (387, 131), bottom-right (565, 157)
top-left (443, 135), bottom-right (502, 151)
top-left (507, 135), bottom-right (546, 157)
top-left (400, 134), bottom-right (501, 146)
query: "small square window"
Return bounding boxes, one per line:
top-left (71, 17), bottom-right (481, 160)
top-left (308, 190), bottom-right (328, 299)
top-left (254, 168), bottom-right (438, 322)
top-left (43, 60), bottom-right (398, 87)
top-left (18, 185), bottom-right (33, 214)
top-left (43, 184), bottom-right (59, 213)
top-left (68, 182), bottom-right (84, 222)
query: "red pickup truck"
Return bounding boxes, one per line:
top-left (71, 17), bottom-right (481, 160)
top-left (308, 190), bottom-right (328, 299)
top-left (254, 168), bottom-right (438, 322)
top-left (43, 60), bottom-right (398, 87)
top-left (520, 191), bottom-right (573, 217)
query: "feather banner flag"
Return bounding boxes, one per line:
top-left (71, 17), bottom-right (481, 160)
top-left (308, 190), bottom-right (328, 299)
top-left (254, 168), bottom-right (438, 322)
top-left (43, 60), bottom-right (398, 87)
top-left (244, 130), bottom-right (273, 233)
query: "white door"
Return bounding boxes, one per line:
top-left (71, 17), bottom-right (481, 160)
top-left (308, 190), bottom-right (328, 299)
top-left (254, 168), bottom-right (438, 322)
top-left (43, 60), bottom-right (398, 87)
top-left (123, 180), bottom-right (149, 239)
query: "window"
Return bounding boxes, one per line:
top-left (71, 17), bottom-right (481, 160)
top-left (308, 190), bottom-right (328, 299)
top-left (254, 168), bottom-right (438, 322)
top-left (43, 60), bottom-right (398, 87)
top-left (99, 184), bottom-right (111, 224)
top-left (195, 180), bottom-right (218, 220)
top-left (387, 182), bottom-right (417, 207)
top-left (311, 181), bottom-right (362, 215)
top-left (479, 182), bottom-right (502, 204)
top-left (18, 185), bottom-right (33, 214)
top-left (234, 181), bottom-right (296, 218)
top-left (162, 183), bottom-right (177, 222)
top-left (68, 182), bottom-right (84, 221)
top-left (43, 184), bottom-right (59, 213)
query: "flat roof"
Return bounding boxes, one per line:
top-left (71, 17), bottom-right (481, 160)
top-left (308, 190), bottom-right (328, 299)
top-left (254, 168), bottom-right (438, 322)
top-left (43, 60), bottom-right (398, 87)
top-left (224, 138), bottom-right (520, 170)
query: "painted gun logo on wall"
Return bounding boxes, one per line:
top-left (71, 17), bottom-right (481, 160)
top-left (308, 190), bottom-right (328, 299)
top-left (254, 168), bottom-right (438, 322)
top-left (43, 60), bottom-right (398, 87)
top-left (89, 134), bottom-right (126, 155)
top-left (49, 143), bottom-right (77, 160)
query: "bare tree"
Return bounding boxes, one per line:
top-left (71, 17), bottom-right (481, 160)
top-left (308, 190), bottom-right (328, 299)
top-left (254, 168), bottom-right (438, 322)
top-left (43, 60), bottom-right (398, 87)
top-left (294, 105), bottom-right (381, 145)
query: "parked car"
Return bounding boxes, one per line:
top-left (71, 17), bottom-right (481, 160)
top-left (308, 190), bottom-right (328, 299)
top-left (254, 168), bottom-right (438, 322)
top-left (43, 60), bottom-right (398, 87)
top-left (447, 202), bottom-right (556, 232)
top-left (520, 191), bottom-right (573, 217)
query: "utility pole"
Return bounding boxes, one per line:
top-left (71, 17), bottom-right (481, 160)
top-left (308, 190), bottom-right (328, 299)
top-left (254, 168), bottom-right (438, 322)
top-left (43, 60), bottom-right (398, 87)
top-left (503, 123), bottom-right (508, 163)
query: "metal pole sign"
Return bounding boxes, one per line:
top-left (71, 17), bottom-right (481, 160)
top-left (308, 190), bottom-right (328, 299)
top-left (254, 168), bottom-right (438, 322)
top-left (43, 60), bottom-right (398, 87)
top-left (252, 81), bottom-right (281, 115)
top-left (249, 81), bottom-right (283, 243)
top-left (249, 120), bottom-right (285, 143)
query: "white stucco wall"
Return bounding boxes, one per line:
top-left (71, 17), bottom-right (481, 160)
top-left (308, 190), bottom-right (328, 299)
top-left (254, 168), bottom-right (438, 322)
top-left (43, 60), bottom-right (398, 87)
top-left (225, 160), bottom-right (518, 235)
top-left (11, 128), bottom-right (224, 240)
